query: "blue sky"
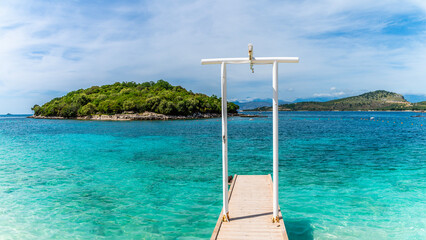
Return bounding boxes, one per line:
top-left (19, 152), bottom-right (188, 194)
top-left (1, 0), bottom-right (426, 113)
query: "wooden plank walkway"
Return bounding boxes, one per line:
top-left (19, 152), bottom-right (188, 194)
top-left (211, 175), bottom-right (288, 240)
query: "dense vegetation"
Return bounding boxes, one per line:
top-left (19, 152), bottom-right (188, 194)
top-left (249, 90), bottom-right (426, 111)
top-left (32, 80), bottom-right (239, 117)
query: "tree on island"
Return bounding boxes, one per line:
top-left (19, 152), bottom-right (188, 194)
top-left (32, 80), bottom-right (239, 118)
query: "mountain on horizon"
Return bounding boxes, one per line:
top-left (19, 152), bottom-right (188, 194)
top-left (233, 98), bottom-right (291, 110)
top-left (293, 96), bottom-right (341, 103)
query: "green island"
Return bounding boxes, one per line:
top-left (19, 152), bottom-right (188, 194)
top-left (31, 80), bottom-right (239, 120)
top-left (248, 90), bottom-right (426, 112)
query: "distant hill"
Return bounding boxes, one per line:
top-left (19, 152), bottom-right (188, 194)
top-left (248, 90), bottom-right (426, 111)
top-left (233, 99), bottom-right (291, 110)
top-left (32, 80), bottom-right (239, 118)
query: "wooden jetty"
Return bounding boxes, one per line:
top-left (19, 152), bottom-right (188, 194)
top-left (211, 175), bottom-right (288, 240)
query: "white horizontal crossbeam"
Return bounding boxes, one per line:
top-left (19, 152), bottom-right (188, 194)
top-left (201, 57), bottom-right (299, 65)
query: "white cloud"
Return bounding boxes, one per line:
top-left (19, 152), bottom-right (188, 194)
top-left (313, 91), bottom-right (346, 97)
top-left (1, 0), bottom-right (426, 113)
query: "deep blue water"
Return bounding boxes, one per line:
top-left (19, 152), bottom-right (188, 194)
top-left (0, 112), bottom-right (425, 239)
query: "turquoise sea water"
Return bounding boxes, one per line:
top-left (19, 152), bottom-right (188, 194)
top-left (0, 112), bottom-right (425, 239)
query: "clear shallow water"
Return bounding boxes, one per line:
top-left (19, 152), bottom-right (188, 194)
top-left (0, 112), bottom-right (425, 239)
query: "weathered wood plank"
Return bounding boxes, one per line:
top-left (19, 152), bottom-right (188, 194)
top-left (211, 175), bottom-right (288, 240)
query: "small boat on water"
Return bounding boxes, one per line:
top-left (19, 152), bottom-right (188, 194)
top-left (411, 115), bottom-right (425, 117)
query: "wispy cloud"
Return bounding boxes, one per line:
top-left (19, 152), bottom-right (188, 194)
top-left (314, 91), bottom-right (345, 97)
top-left (1, 0), bottom-right (426, 113)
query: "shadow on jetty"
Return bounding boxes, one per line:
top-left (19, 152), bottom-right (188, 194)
top-left (285, 219), bottom-right (314, 240)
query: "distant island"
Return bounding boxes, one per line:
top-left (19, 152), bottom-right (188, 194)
top-left (247, 90), bottom-right (426, 112)
top-left (31, 80), bottom-right (239, 120)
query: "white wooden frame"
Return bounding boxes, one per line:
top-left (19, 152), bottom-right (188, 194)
top-left (201, 52), bottom-right (299, 222)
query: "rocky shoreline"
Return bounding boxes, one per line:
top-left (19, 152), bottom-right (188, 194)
top-left (29, 112), bottom-right (243, 121)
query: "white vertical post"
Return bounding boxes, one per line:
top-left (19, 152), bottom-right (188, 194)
top-left (221, 62), bottom-right (229, 221)
top-left (272, 61), bottom-right (279, 222)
